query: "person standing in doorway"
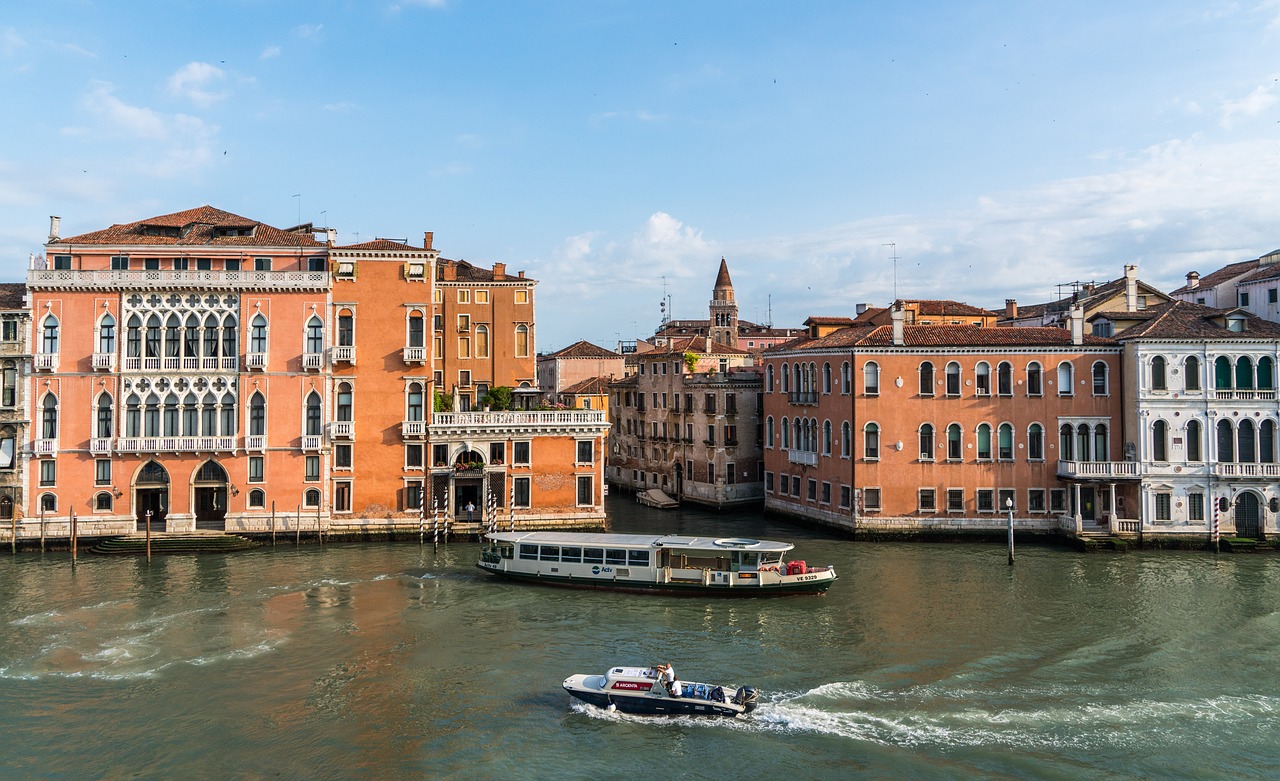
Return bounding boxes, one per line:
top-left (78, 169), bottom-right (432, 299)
top-left (465, 501), bottom-right (475, 523)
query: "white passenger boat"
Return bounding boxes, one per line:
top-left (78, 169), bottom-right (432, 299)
top-left (477, 532), bottom-right (836, 595)
top-left (563, 666), bottom-right (758, 717)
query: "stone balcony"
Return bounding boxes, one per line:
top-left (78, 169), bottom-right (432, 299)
top-left (429, 410), bottom-right (610, 437)
top-left (331, 345), bottom-right (356, 364)
top-left (328, 421), bottom-right (354, 439)
top-left (115, 436), bottom-right (237, 454)
top-left (28, 268), bottom-right (331, 291)
top-left (92, 353), bottom-right (115, 371)
top-left (787, 449), bottom-right (818, 466)
top-left (1214, 462), bottom-right (1280, 479)
top-left (1056, 460), bottom-right (1140, 480)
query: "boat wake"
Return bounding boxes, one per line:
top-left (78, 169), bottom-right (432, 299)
top-left (570, 680), bottom-right (1280, 750)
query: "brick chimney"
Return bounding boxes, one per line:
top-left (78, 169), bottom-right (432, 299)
top-left (441, 261), bottom-right (457, 281)
top-left (1004, 299), bottom-right (1018, 319)
top-left (493, 262), bottom-right (506, 279)
top-left (891, 303), bottom-right (906, 346)
top-left (423, 231), bottom-right (433, 250)
top-left (1186, 271), bottom-right (1200, 289)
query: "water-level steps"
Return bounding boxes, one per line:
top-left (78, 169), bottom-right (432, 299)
top-left (90, 533), bottom-right (260, 555)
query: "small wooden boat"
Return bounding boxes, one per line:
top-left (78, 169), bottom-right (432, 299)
top-left (477, 532), bottom-right (837, 595)
top-left (637, 489), bottom-right (678, 509)
top-left (564, 666), bottom-right (758, 717)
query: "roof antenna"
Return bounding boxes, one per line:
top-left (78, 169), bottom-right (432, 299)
top-left (883, 242), bottom-right (898, 300)
top-left (292, 193), bottom-right (301, 225)
top-left (659, 276), bottom-right (671, 326)
top-left (767, 294), bottom-right (773, 328)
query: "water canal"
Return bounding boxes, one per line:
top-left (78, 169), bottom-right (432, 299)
top-left (2, 498), bottom-right (1278, 780)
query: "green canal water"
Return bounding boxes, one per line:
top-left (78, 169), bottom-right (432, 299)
top-left (2, 498), bottom-right (1279, 780)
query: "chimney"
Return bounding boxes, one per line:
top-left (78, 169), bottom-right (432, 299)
top-left (1124, 264), bottom-right (1138, 312)
top-left (1004, 298), bottom-right (1018, 319)
top-left (518, 270), bottom-right (525, 279)
top-left (1186, 271), bottom-right (1200, 289)
top-left (493, 262), bottom-right (506, 279)
top-left (423, 231), bottom-right (433, 250)
top-left (48, 216), bottom-right (60, 242)
top-left (326, 228), bottom-right (336, 246)
top-left (441, 262), bottom-right (457, 281)
top-left (855, 302), bottom-right (870, 315)
top-left (1069, 305), bottom-right (1084, 345)
top-left (891, 303), bottom-right (906, 347)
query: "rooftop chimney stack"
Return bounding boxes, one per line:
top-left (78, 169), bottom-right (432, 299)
top-left (855, 302), bottom-right (871, 315)
top-left (1186, 271), bottom-right (1200, 289)
top-left (1004, 299), bottom-right (1018, 319)
top-left (891, 303), bottom-right (906, 346)
top-left (1069, 305), bottom-right (1085, 345)
top-left (423, 231), bottom-right (433, 250)
top-left (326, 228), bottom-right (336, 246)
top-left (493, 262), bottom-right (506, 279)
top-left (1124, 264), bottom-right (1139, 312)
top-left (48, 216), bottom-right (60, 242)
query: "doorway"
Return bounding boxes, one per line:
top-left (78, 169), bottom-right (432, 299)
top-left (194, 461), bottom-right (229, 531)
top-left (1235, 492), bottom-right (1262, 539)
top-left (135, 460), bottom-right (170, 532)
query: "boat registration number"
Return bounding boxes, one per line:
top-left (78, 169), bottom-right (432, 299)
top-left (795, 574), bottom-right (819, 582)
top-left (611, 681), bottom-right (653, 691)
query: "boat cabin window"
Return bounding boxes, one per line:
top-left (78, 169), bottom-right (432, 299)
top-left (561, 546), bottom-right (582, 562)
top-left (583, 547), bottom-right (604, 564)
top-left (627, 550), bottom-right (650, 567)
top-left (759, 552), bottom-right (782, 566)
top-left (498, 543), bottom-right (514, 559)
top-left (605, 548), bottom-right (627, 565)
top-left (739, 552), bottom-right (759, 568)
top-left (540, 545), bottom-right (560, 561)
top-left (519, 544), bottom-right (538, 560)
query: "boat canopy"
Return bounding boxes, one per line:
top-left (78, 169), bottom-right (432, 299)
top-left (484, 531), bottom-right (794, 554)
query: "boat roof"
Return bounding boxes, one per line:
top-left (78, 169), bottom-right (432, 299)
top-left (484, 531), bottom-right (793, 553)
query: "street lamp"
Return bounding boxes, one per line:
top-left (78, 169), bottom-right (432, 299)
top-left (1005, 496), bottom-right (1015, 566)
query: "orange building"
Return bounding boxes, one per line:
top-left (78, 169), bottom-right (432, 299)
top-left (21, 207), bottom-right (607, 538)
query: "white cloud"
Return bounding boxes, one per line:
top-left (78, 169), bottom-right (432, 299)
top-left (167, 62), bottom-right (227, 107)
top-left (322, 101), bottom-right (358, 113)
top-left (1220, 80), bottom-right (1278, 128)
top-left (53, 41), bottom-right (95, 58)
top-left (295, 23), bottom-right (324, 38)
top-left (78, 81), bottom-right (219, 177)
top-left (260, 45), bottom-right (281, 59)
top-left (1, 28), bottom-right (26, 57)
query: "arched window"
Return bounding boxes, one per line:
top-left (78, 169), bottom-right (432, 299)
top-left (41, 315), bottom-right (59, 354)
top-left (780, 416), bottom-right (790, 449)
top-left (863, 362), bottom-right (879, 396)
top-left (200, 393), bottom-right (217, 436)
top-left (1260, 357), bottom-right (1276, 391)
top-left (0, 360), bottom-right (13, 408)
top-left (765, 416), bottom-right (774, 448)
top-left (919, 423), bottom-right (935, 460)
top-left (203, 314), bottom-right (219, 357)
top-left (781, 363), bottom-right (790, 393)
top-left (1239, 419), bottom-right (1257, 463)
top-left (98, 314), bottom-right (116, 354)
top-left (793, 365), bottom-right (803, 394)
top-left (182, 393), bottom-right (198, 436)
top-left (304, 488), bottom-right (321, 508)
top-left (219, 397), bottom-right (235, 438)
top-left (1026, 362), bottom-right (1043, 396)
top-left (250, 314), bottom-right (268, 353)
top-left (1214, 356), bottom-right (1232, 390)
top-left (947, 423), bottom-right (962, 460)
top-left (1186, 420), bottom-right (1202, 462)
top-left (306, 316), bottom-right (324, 354)
top-left (305, 392), bottom-right (323, 436)
top-left (96, 393), bottom-right (113, 438)
top-left (766, 365), bottom-right (775, 393)
top-left (793, 419), bottom-right (803, 452)
top-left (1217, 419), bottom-right (1234, 462)
top-left (407, 311), bottom-right (424, 348)
top-left (1261, 420), bottom-right (1276, 463)
top-left (997, 423), bottom-right (1014, 460)
top-left (475, 325), bottom-right (490, 358)
top-left (841, 362), bottom-right (851, 394)
top-left (1184, 356), bottom-right (1201, 391)
top-left (822, 420), bottom-right (832, 455)
top-left (338, 310), bottom-right (355, 347)
top-left (1028, 423), bottom-right (1044, 460)
top-left (841, 421), bottom-right (851, 457)
top-left (1093, 423), bottom-right (1107, 461)
top-left (1076, 424), bottom-right (1090, 462)
top-left (1057, 362), bottom-right (1074, 396)
top-left (945, 362), bottom-right (961, 395)
top-left (919, 361), bottom-right (935, 396)
top-left (514, 324), bottom-right (529, 357)
top-left (336, 382), bottom-right (353, 422)
top-left (977, 423), bottom-right (993, 460)
top-left (1236, 357), bottom-right (1255, 390)
top-left (997, 362), bottom-right (1013, 396)
top-left (975, 362), bottom-right (991, 395)
top-left (863, 423), bottom-right (880, 460)
top-left (163, 393), bottom-right (180, 436)
top-left (248, 488), bottom-right (265, 508)
top-left (145, 314), bottom-right (161, 358)
top-left (125, 394), bottom-right (141, 437)
top-left (184, 314), bottom-right (199, 357)
top-left (0, 495), bottom-right (11, 519)
top-left (1059, 423), bottom-right (1074, 461)
top-left (249, 392), bottom-right (266, 436)
top-left (165, 314), bottom-right (181, 358)
top-left (1152, 420), bottom-right (1168, 462)
top-left (221, 315), bottom-right (238, 360)
top-left (822, 363), bottom-right (831, 395)
top-left (1151, 356), bottom-right (1167, 391)
top-left (39, 493), bottom-right (56, 513)
top-left (402, 382), bottom-right (423, 422)
top-left (95, 492), bottom-right (113, 512)
top-left (127, 315), bottom-right (142, 358)
top-left (40, 394), bottom-right (58, 439)
top-left (1092, 362), bottom-right (1108, 396)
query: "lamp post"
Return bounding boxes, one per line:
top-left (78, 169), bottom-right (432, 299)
top-left (1005, 496), bottom-right (1015, 566)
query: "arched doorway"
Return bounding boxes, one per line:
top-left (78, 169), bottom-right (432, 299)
top-left (1234, 492), bottom-right (1262, 539)
top-left (136, 461), bottom-right (169, 531)
top-left (193, 460), bottom-right (229, 531)
top-left (452, 450), bottom-right (485, 520)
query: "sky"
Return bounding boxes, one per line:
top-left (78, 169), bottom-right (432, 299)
top-left (3, 1), bottom-right (1280, 351)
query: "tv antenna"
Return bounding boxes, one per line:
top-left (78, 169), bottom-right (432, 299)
top-left (659, 277), bottom-right (672, 326)
top-left (292, 194), bottom-right (301, 225)
top-left (883, 242), bottom-right (899, 300)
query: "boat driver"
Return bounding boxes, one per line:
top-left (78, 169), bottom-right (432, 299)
top-left (661, 663), bottom-right (680, 697)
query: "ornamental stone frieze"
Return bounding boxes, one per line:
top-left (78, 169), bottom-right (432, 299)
top-left (28, 269), bottom-right (331, 292)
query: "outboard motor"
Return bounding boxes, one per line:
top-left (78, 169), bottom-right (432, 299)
top-left (733, 686), bottom-right (759, 713)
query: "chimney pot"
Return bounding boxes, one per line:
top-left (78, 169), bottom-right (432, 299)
top-left (890, 304), bottom-right (906, 347)
top-left (48, 216), bottom-right (61, 242)
top-left (1004, 298), bottom-right (1018, 319)
top-left (493, 262), bottom-right (506, 279)
top-left (1186, 271), bottom-right (1200, 289)
top-left (423, 231), bottom-right (433, 250)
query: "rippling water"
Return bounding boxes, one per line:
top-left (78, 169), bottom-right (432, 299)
top-left (2, 499), bottom-right (1279, 780)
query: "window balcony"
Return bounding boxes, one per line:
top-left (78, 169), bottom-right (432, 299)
top-left (1056, 460), bottom-right (1140, 479)
top-left (89, 437), bottom-right (112, 455)
top-left (246, 352), bottom-right (268, 371)
top-left (114, 436), bottom-right (237, 453)
top-left (33, 354), bottom-right (57, 372)
top-left (402, 346), bottom-right (427, 364)
top-left (301, 434), bottom-right (323, 451)
top-left (401, 420), bottom-right (428, 438)
top-left (1214, 462), bottom-right (1280, 479)
top-left (788, 391), bottom-right (819, 405)
top-left (1214, 389), bottom-right (1278, 401)
top-left (33, 438), bottom-right (58, 456)
top-left (787, 450), bottom-right (818, 466)
top-left (331, 345), bottom-right (356, 365)
top-left (92, 353), bottom-right (115, 371)
top-left (328, 421), bottom-right (354, 439)
top-left (245, 435), bottom-right (266, 452)
top-left (302, 352), bottom-right (324, 371)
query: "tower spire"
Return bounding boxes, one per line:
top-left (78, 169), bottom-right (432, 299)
top-left (708, 257), bottom-right (739, 349)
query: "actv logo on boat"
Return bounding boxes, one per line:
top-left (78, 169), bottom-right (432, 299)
top-left (591, 566), bottom-right (613, 575)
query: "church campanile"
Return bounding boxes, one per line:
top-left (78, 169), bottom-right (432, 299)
top-left (708, 257), bottom-right (739, 348)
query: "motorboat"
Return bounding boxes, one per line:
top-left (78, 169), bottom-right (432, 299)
top-left (477, 532), bottom-right (837, 596)
top-left (563, 666), bottom-right (758, 717)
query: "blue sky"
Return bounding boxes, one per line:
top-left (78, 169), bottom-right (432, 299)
top-left (3, 1), bottom-right (1279, 350)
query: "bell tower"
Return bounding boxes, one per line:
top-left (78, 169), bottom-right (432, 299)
top-left (708, 257), bottom-right (738, 348)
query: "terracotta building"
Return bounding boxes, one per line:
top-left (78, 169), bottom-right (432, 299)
top-left (0, 283), bottom-right (29, 523)
top-left (536, 340), bottom-right (624, 403)
top-left (19, 206), bottom-right (607, 538)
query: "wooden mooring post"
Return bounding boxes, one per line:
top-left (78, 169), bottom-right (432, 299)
top-left (145, 509), bottom-right (152, 562)
top-left (70, 508), bottom-right (78, 567)
top-left (271, 501), bottom-right (276, 546)
top-left (295, 505), bottom-right (301, 546)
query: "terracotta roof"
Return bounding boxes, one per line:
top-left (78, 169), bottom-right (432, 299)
top-left (1169, 258), bottom-right (1261, 295)
top-left (561, 376), bottom-right (612, 395)
top-left (774, 323), bottom-right (1114, 351)
top-left (547, 340), bottom-right (619, 359)
top-left (1111, 300), bottom-right (1280, 340)
top-left (645, 335), bottom-right (749, 355)
top-left (339, 239), bottom-right (430, 252)
top-left (53, 205), bottom-right (326, 248)
top-left (0, 283), bottom-right (25, 310)
top-left (903, 299), bottom-right (996, 317)
top-left (1003, 275), bottom-right (1168, 321)
top-left (437, 258), bottom-right (535, 283)
top-left (714, 257), bottom-right (733, 289)
top-left (804, 316), bottom-right (856, 326)
top-left (853, 307), bottom-right (887, 323)
top-left (1237, 258), bottom-right (1280, 285)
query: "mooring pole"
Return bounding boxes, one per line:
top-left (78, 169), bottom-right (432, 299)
top-left (418, 490), bottom-right (425, 545)
top-left (40, 506), bottom-right (45, 552)
top-left (10, 510), bottom-right (15, 554)
top-left (1005, 497), bottom-right (1015, 566)
top-left (70, 507), bottom-right (77, 567)
top-left (145, 509), bottom-right (152, 562)
top-left (316, 504), bottom-right (322, 545)
top-left (295, 505), bottom-right (301, 546)
top-left (271, 501), bottom-right (276, 546)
